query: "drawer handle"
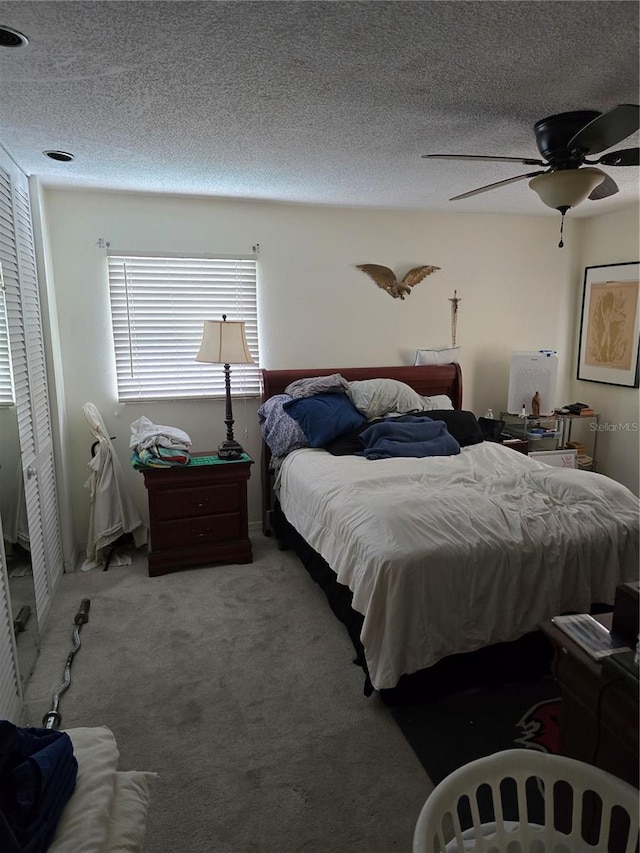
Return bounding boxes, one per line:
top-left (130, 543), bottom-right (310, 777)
top-left (193, 527), bottom-right (211, 537)
top-left (191, 498), bottom-right (210, 508)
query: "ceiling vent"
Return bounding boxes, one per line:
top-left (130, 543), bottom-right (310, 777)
top-left (0, 26), bottom-right (29, 47)
top-left (43, 150), bottom-right (75, 162)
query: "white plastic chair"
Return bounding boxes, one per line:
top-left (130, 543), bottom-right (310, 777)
top-left (413, 748), bottom-right (639, 853)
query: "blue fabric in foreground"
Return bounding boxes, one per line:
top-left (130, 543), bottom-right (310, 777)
top-left (358, 415), bottom-right (460, 459)
top-left (0, 721), bottom-right (77, 853)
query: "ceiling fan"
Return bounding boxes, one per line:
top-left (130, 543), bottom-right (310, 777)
top-left (424, 104), bottom-right (640, 246)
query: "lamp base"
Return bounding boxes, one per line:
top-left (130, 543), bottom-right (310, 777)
top-left (218, 439), bottom-right (245, 461)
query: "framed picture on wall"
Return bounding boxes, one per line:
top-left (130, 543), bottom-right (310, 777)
top-left (577, 261), bottom-right (640, 388)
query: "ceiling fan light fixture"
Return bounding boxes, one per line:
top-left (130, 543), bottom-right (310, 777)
top-left (528, 168), bottom-right (606, 211)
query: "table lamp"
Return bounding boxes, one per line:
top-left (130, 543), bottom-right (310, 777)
top-left (195, 315), bottom-right (255, 459)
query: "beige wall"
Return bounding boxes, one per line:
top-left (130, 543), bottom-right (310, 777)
top-left (38, 187), bottom-right (636, 549)
top-left (573, 206), bottom-right (640, 495)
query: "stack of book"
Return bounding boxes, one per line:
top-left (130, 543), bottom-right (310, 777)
top-left (566, 440), bottom-right (593, 469)
top-left (551, 614), bottom-right (631, 660)
top-left (561, 403), bottom-right (595, 416)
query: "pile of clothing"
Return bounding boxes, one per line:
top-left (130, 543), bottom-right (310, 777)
top-left (0, 722), bottom-right (77, 853)
top-left (130, 416), bottom-right (192, 468)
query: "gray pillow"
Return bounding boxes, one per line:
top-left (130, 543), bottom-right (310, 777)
top-left (284, 373), bottom-right (350, 399)
top-left (348, 378), bottom-right (428, 419)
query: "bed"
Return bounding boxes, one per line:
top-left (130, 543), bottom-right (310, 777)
top-left (259, 365), bottom-right (639, 700)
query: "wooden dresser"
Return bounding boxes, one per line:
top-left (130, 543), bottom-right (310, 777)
top-left (142, 453), bottom-right (253, 577)
top-left (540, 610), bottom-right (639, 788)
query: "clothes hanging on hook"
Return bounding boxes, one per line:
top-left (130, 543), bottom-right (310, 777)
top-left (81, 403), bottom-right (146, 571)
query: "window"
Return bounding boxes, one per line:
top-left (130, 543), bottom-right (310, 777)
top-left (107, 252), bottom-right (259, 402)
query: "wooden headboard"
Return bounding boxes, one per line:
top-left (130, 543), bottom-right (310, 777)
top-left (259, 363), bottom-right (463, 533)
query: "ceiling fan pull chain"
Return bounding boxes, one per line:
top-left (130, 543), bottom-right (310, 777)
top-left (558, 211), bottom-right (566, 249)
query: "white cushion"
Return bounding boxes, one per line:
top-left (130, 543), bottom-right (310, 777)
top-left (48, 726), bottom-right (119, 852)
top-left (414, 346), bottom-right (461, 365)
top-left (48, 726), bottom-right (157, 853)
top-left (106, 770), bottom-right (158, 852)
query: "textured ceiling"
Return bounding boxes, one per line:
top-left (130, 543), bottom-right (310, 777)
top-left (0, 1), bottom-right (638, 217)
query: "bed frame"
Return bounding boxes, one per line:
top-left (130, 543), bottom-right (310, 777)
top-left (260, 363), bottom-right (462, 534)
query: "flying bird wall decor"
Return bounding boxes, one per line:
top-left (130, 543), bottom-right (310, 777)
top-left (356, 264), bottom-right (440, 299)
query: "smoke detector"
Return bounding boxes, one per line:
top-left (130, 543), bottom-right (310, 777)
top-left (43, 150), bottom-right (75, 162)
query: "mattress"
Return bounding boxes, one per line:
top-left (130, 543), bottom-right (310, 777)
top-left (276, 441), bottom-right (639, 690)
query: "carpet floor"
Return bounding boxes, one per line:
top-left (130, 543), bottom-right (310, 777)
top-left (21, 534), bottom-right (569, 851)
top-left (22, 534), bottom-right (433, 853)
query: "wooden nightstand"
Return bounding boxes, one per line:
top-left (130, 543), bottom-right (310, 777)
top-left (501, 438), bottom-right (529, 454)
top-left (142, 452), bottom-right (253, 577)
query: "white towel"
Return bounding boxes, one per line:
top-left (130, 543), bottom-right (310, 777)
top-left (129, 415), bottom-right (192, 451)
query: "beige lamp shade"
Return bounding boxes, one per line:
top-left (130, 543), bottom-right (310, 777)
top-left (195, 319), bottom-right (255, 365)
top-left (528, 168), bottom-right (606, 211)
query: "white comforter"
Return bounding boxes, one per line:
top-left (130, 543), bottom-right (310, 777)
top-left (277, 442), bottom-right (639, 690)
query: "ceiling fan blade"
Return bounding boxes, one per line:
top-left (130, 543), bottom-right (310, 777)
top-left (597, 147), bottom-right (640, 167)
top-left (449, 171), bottom-right (547, 201)
top-left (424, 154), bottom-right (545, 166)
top-left (568, 104), bottom-right (640, 155)
top-left (588, 172), bottom-right (619, 200)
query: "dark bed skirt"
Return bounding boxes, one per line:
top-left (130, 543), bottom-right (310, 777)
top-left (270, 502), bottom-right (559, 705)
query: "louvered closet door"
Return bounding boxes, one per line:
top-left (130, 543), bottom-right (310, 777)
top-left (0, 516), bottom-right (21, 721)
top-left (13, 171), bottom-right (63, 620)
top-left (0, 165), bottom-right (22, 720)
top-left (0, 149), bottom-right (63, 626)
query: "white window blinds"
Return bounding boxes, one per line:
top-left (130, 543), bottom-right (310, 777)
top-left (107, 253), bottom-right (260, 402)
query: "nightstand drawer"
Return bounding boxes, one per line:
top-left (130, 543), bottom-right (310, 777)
top-left (151, 512), bottom-right (241, 550)
top-left (151, 483), bottom-right (240, 520)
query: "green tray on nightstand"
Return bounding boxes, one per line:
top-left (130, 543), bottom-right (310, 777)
top-left (188, 453), bottom-right (252, 466)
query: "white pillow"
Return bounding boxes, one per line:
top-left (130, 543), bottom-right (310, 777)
top-left (49, 726), bottom-right (157, 853)
top-left (49, 726), bottom-right (119, 852)
top-left (348, 378), bottom-right (428, 419)
top-left (414, 346), bottom-right (461, 365)
top-left (106, 770), bottom-right (158, 852)
top-left (422, 394), bottom-right (454, 410)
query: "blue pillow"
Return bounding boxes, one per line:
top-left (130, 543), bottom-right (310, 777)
top-left (283, 393), bottom-right (366, 447)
